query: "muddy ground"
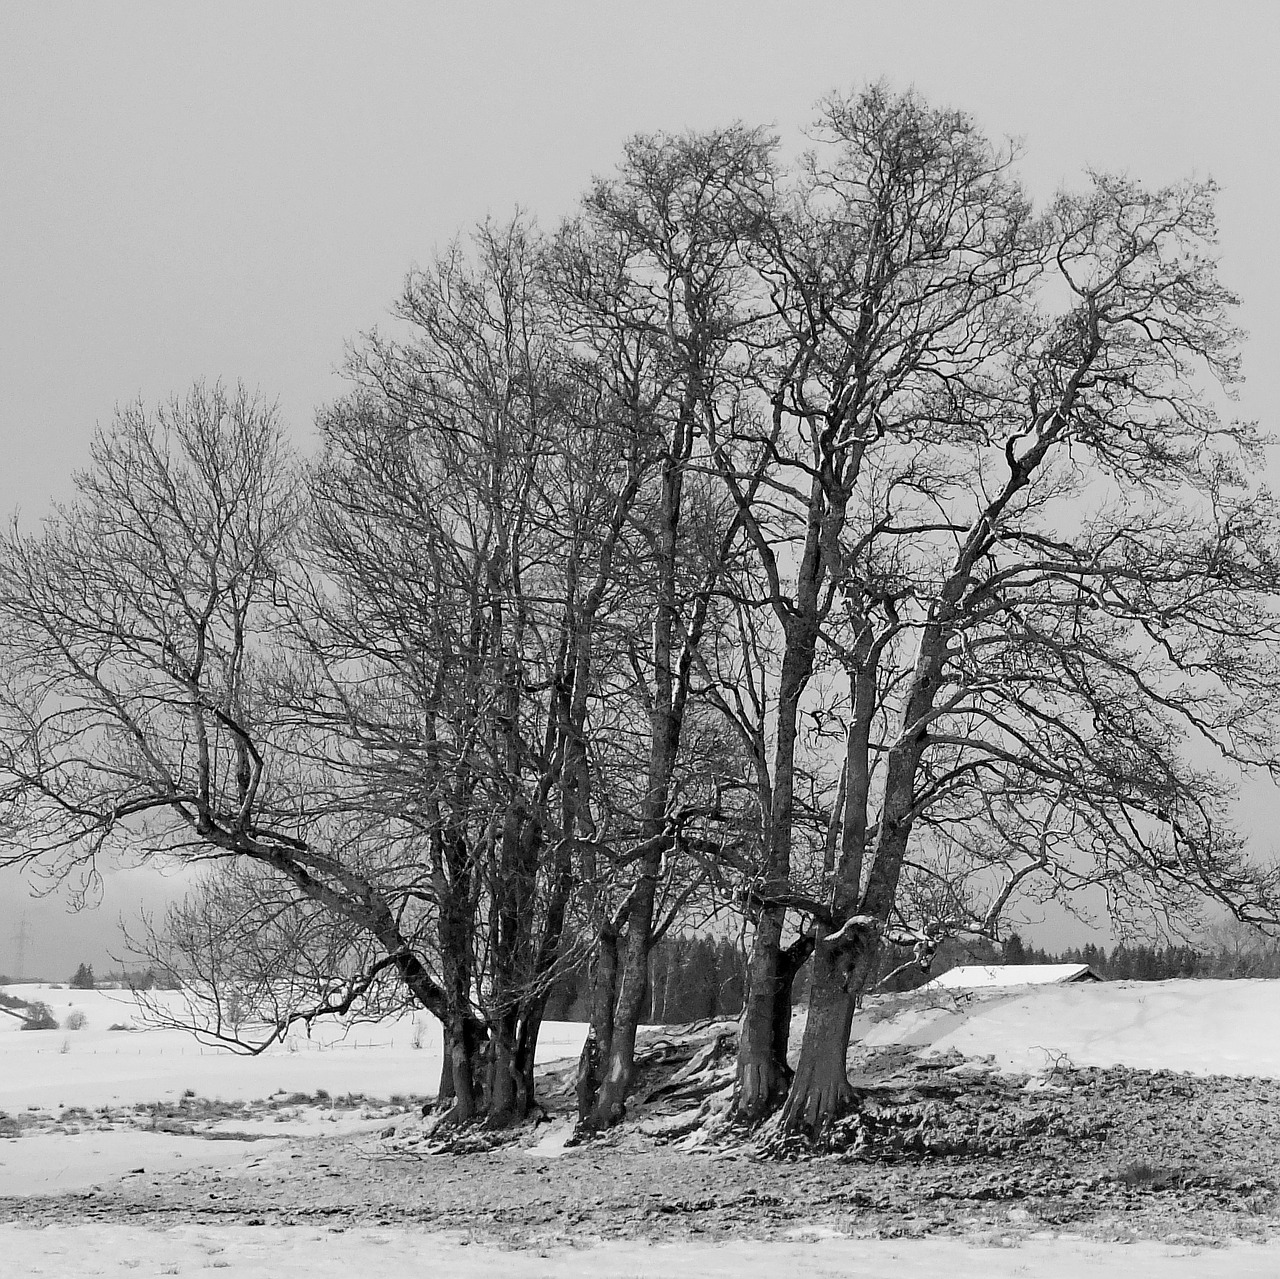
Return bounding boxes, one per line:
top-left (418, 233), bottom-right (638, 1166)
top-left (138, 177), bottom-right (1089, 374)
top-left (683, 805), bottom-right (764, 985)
top-left (3, 1023), bottom-right (1280, 1249)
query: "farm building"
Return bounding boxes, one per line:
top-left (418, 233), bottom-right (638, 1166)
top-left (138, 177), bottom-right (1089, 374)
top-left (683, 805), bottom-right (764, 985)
top-left (925, 963), bottom-right (1101, 990)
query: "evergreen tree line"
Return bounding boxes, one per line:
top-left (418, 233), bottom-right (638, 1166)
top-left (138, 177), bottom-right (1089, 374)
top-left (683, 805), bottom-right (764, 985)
top-left (1000, 932), bottom-right (1280, 981)
top-left (545, 935), bottom-right (748, 1025)
top-left (897, 930), bottom-right (1280, 983)
top-left (548, 924), bottom-right (1280, 1023)
top-left (547, 926), bottom-right (1280, 1020)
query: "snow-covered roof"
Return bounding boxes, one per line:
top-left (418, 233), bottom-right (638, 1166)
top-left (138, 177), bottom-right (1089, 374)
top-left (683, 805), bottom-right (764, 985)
top-left (925, 963), bottom-right (1100, 990)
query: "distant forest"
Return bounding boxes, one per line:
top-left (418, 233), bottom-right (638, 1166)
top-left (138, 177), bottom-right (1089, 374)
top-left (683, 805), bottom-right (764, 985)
top-left (990, 931), bottom-right (1280, 983)
top-left (9, 921), bottom-right (1279, 1029)
top-left (543, 923), bottom-right (1280, 1026)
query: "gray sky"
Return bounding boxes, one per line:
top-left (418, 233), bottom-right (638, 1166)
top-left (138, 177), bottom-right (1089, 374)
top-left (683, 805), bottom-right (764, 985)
top-left (2, 1), bottom-right (1279, 972)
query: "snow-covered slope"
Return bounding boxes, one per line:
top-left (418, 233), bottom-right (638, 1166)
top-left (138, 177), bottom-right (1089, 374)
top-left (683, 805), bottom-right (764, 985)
top-left (851, 979), bottom-right (1280, 1077)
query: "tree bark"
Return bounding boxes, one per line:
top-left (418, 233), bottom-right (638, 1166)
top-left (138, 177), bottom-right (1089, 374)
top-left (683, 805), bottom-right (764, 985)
top-left (590, 878), bottom-right (657, 1126)
top-left (736, 619), bottom-right (818, 1120)
top-left (737, 905), bottom-right (787, 1119)
top-left (437, 1027), bottom-right (456, 1105)
top-left (576, 924), bottom-right (618, 1123)
top-left (440, 1011), bottom-right (485, 1123)
top-left (779, 933), bottom-right (871, 1133)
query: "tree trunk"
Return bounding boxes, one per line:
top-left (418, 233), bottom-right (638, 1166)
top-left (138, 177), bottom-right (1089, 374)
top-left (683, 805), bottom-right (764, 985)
top-left (779, 935), bottom-right (866, 1133)
top-left (485, 1009), bottom-right (533, 1126)
top-left (735, 605), bottom-right (820, 1119)
top-left (772, 933), bottom-right (814, 1080)
top-left (438, 1011), bottom-right (485, 1123)
top-left (737, 906), bottom-right (788, 1119)
top-left (437, 1025), bottom-right (456, 1104)
top-left (514, 1003), bottom-right (543, 1114)
top-left (784, 639), bottom-right (937, 1132)
top-left (591, 883), bottom-right (656, 1127)
top-left (576, 925), bottom-right (618, 1123)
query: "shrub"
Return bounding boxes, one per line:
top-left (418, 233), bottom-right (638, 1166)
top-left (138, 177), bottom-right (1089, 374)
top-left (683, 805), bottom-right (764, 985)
top-left (64, 1011), bottom-right (87, 1031)
top-left (21, 1001), bottom-right (57, 1030)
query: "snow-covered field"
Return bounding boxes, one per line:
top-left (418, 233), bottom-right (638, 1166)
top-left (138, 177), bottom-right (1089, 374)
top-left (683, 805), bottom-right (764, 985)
top-left (0, 984), bottom-right (588, 1111)
top-left (0, 984), bottom-right (587, 1202)
top-left (8, 978), bottom-right (1280, 1276)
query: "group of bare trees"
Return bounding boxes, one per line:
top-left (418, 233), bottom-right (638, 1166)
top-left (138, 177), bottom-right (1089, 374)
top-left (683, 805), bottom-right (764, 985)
top-left (4, 85), bottom-right (1280, 1135)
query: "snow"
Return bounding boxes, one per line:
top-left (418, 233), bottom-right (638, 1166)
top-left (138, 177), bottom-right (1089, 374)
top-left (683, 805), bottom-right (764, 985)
top-left (926, 963), bottom-right (1098, 989)
top-left (0, 983), bottom-right (588, 1205)
top-left (9, 979), bottom-right (1280, 1275)
top-left (526, 1117), bottom-right (576, 1158)
top-left (4, 1224), bottom-right (1280, 1278)
top-left (0, 984), bottom-right (588, 1112)
top-left (853, 979), bottom-right (1280, 1077)
top-left (0, 1128), bottom-right (288, 1198)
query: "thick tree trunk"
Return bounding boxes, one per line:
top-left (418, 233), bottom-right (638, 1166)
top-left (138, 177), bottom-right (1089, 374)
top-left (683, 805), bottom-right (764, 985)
top-left (737, 906), bottom-right (788, 1119)
top-left (772, 933), bottom-right (814, 1079)
top-left (785, 640), bottom-right (938, 1133)
top-left (485, 1010), bottom-right (534, 1126)
top-left (735, 782), bottom-right (803, 1107)
top-left (437, 1026), bottom-right (456, 1104)
top-left (435, 1011), bottom-right (486, 1123)
top-left (515, 1005), bottom-right (542, 1112)
top-left (779, 936), bottom-right (866, 1133)
top-left (576, 925), bottom-right (619, 1123)
top-left (737, 619), bottom-right (818, 1120)
top-left (591, 882), bottom-right (657, 1127)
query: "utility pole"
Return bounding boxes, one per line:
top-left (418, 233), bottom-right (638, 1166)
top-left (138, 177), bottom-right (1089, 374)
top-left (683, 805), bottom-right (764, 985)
top-left (13, 915), bottom-right (30, 982)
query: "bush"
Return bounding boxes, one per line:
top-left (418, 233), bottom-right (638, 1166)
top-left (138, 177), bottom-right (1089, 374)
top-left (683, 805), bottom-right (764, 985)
top-left (64, 1010), bottom-right (87, 1031)
top-left (21, 1001), bottom-right (57, 1030)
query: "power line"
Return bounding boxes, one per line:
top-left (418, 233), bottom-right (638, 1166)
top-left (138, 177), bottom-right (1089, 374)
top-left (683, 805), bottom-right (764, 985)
top-left (12, 915), bottom-right (31, 981)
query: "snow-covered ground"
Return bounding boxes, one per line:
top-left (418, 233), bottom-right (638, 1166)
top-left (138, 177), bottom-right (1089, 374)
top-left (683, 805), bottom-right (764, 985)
top-left (850, 978), bottom-right (1280, 1076)
top-left (0, 983), bottom-right (588, 1203)
top-left (0, 1127), bottom-right (293, 1198)
top-left (10, 977), bottom-right (1278, 1121)
top-left (9, 979), bottom-right (1280, 1276)
top-left (0, 984), bottom-right (588, 1111)
top-left (3, 1224), bottom-right (1279, 1278)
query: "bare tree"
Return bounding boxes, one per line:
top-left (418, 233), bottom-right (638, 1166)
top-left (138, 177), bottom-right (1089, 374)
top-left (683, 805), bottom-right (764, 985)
top-left (633, 87), bottom-right (1280, 1131)
top-left (128, 863), bottom-right (391, 1049)
top-left (288, 221), bottom-right (627, 1122)
top-left (688, 86), bottom-right (1038, 1119)
top-left (0, 383), bottom-right (464, 1085)
top-left (550, 126), bottom-right (771, 1128)
top-left (6, 89), bottom-right (1279, 1147)
top-left (751, 94), bottom-right (1280, 1133)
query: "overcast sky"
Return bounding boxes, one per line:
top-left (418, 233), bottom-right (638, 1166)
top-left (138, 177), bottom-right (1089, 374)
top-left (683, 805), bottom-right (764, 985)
top-left (2, 1), bottom-right (1278, 974)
